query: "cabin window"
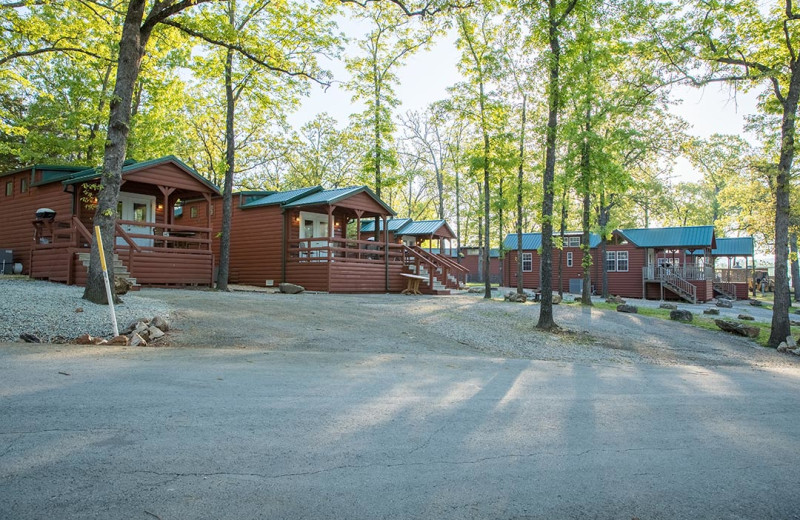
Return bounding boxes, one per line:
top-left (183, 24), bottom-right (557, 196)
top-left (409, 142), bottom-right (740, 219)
top-left (190, 206), bottom-right (198, 218)
top-left (567, 252), bottom-right (573, 267)
top-left (606, 251), bottom-right (617, 272)
top-left (5, 181), bottom-right (12, 196)
top-left (657, 257), bottom-right (679, 268)
top-left (522, 252), bottom-right (532, 272)
top-left (567, 236), bottom-right (580, 247)
top-left (616, 251), bottom-right (629, 272)
top-left (20, 178), bottom-right (27, 193)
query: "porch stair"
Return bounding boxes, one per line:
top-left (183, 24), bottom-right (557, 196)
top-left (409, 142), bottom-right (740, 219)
top-left (712, 282), bottom-right (736, 301)
top-left (660, 271), bottom-right (696, 304)
top-left (408, 264), bottom-right (451, 295)
top-left (76, 253), bottom-right (140, 291)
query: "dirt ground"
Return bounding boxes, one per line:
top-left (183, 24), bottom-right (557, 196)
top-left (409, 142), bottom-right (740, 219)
top-left (146, 289), bottom-right (798, 369)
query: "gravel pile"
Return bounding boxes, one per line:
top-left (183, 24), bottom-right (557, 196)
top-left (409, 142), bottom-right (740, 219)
top-left (0, 278), bottom-right (172, 343)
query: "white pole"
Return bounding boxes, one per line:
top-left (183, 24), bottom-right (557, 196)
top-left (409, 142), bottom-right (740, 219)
top-left (95, 225), bottom-right (119, 337)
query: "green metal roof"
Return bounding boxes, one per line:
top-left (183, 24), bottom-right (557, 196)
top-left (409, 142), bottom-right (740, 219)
top-left (503, 232), bottom-right (601, 250)
top-left (396, 219), bottom-right (454, 237)
top-left (615, 225), bottom-right (715, 249)
top-left (360, 217), bottom-right (412, 233)
top-left (1, 164), bottom-right (88, 182)
top-left (241, 186), bottom-right (322, 208)
top-left (63, 156), bottom-right (220, 194)
top-left (687, 237), bottom-right (754, 257)
top-left (281, 185), bottom-right (394, 215)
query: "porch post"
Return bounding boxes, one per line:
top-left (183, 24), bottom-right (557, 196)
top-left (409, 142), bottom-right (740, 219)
top-left (384, 216), bottom-right (389, 292)
top-left (327, 206), bottom-right (335, 292)
top-left (158, 186), bottom-right (176, 226)
top-left (355, 209), bottom-right (363, 241)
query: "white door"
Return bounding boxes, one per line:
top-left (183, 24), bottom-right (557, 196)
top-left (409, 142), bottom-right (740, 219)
top-left (299, 211), bottom-right (330, 257)
top-left (117, 193), bottom-right (155, 247)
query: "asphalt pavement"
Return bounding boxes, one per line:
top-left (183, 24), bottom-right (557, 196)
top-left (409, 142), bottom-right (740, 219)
top-left (2, 344), bottom-right (799, 519)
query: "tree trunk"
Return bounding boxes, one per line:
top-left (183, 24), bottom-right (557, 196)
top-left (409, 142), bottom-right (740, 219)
top-left (83, 0), bottom-right (150, 304)
top-left (516, 96), bottom-right (526, 295)
top-left (580, 107), bottom-right (592, 305)
top-left (790, 232), bottom-right (799, 302)
top-left (217, 44), bottom-right (236, 291)
top-left (768, 63), bottom-right (800, 347)
top-left (480, 81), bottom-right (491, 299)
top-left (558, 187), bottom-right (567, 298)
top-left (599, 191), bottom-right (610, 299)
top-left (537, 3), bottom-right (561, 329)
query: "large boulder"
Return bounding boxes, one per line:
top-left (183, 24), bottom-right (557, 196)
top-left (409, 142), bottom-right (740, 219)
top-left (749, 300), bottom-right (763, 307)
top-left (617, 304), bottom-right (638, 314)
top-left (606, 295), bottom-right (626, 305)
top-left (659, 303), bottom-right (678, 310)
top-left (150, 316), bottom-right (170, 332)
top-left (703, 308), bottom-right (720, 315)
top-left (114, 277), bottom-right (131, 295)
top-left (504, 291), bottom-right (527, 303)
top-left (552, 294), bottom-right (562, 305)
top-left (738, 314), bottom-right (755, 321)
top-left (670, 309), bottom-right (693, 322)
top-left (715, 319), bottom-right (760, 338)
top-left (279, 283), bottom-right (305, 294)
top-left (716, 299), bottom-right (733, 308)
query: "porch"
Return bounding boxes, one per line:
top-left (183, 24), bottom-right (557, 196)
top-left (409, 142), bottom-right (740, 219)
top-left (642, 265), bottom-right (714, 304)
top-left (30, 215), bottom-right (214, 287)
top-left (285, 238), bottom-right (468, 294)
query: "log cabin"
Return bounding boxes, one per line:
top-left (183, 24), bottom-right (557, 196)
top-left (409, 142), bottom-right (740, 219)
top-left (502, 225), bottom-right (733, 303)
top-left (179, 187), bottom-right (469, 294)
top-left (0, 156), bottom-right (220, 287)
top-left (458, 246), bottom-right (502, 283)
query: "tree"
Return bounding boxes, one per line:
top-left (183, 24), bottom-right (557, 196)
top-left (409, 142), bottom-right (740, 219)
top-left (657, 0), bottom-right (800, 346)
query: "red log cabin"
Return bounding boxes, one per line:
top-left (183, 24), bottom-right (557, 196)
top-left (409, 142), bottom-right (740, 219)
top-left (178, 187), bottom-right (469, 294)
top-left (0, 156), bottom-right (220, 288)
top-left (502, 226), bottom-right (750, 303)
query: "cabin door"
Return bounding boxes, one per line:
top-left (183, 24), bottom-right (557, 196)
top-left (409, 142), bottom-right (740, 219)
top-left (299, 211), bottom-right (331, 257)
top-left (117, 192), bottom-right (156, 247)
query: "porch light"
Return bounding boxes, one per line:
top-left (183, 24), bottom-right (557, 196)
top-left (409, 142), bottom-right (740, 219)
top-left (157, 203), bottom-right (164, 210)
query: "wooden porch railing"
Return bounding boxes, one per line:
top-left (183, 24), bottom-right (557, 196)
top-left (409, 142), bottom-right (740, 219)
top-left (410, 246), bottom-right (467, 289)
top-left (286, 237), bottom-right (405, 264)
top-left (431, 249), bottom-right (470, 286)
top-left (401, 245), bottom-right (438, 290)
top-left (643, 265), bottom-right (713, 281)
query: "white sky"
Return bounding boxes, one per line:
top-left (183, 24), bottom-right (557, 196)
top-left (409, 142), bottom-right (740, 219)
top-left (289, 26), bottom-right (762, 185)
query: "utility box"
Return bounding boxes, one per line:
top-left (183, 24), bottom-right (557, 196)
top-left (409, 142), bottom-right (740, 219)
top-left (569, 278), bottom-right (583, 295)
top-left (0, 250), bottom-right (13, 275)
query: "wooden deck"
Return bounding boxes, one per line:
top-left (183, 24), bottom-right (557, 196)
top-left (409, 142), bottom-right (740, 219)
top-left (30, 216), bottom-right (214, 287)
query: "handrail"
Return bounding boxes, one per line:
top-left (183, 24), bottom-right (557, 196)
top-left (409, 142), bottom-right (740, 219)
top-left (71, 216), bottom-right (93, 245)
top-left (413, 246), bottom-right (466, 288)
top-left (114, 222), bottom-right (142, 253)
top-left (402, 245), bottom-right (437, 289)
top-left (657, 266), bottom-right (697, 303)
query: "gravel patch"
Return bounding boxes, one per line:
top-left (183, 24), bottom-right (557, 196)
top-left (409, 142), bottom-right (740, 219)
top-left (0, 278), bottom-right (172, 342)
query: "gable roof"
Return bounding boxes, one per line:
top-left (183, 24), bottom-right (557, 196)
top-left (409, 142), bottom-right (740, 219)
top-left (360, 217), bottom-right (412, 233)
top-left (503, 232), bottom-right (601, 250)
top-left (63, 155), bottom-right (220, 194)
top-left (241, 186), bottom-right (322, 208)
top-left (1, 164), bottom-right (89, 184)
top-left (687, 237), bottom-right (754, 257)
top-left (616, 225), bottom-right (715, 249)
top-left (396, 219), bottom-right (455, 237)
top-left (282, 185), bottom-right (395, 215)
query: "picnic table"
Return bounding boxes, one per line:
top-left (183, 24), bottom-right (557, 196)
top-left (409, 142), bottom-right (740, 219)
top-left (400, 273), bottom-right (427, 295)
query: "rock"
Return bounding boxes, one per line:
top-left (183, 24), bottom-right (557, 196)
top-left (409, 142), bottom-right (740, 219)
top-left (123, 319), bottom-right (148, 334)
top-left (552, 294), bottom-right (562, 305)
top-left (787, 336), bottom-right (797, 349)
top-left (130, 333), bottom-right (147, 347)
top-left (74, 307), bottom-right (83, 313)
top-left (279, 283), bottom-right (305, 294)
top-left (150, 316), bottom-right (170, 332)
top-left (617, 304), bottom-right (638, 314)
top-left (793, 309), bottom-right (800, 315)
top-left (714, 319), bottom-right (760, 338)
top-left (114, 277), bottom-right (131, 295)
top-left (50, 335), bottom-right (69, 344)
top-left (134, 321), bottom-right (149, 334)
top-left (716, 299), bottom-right (733, 308)
top-left (75, 333), bottom-right (94, 345)
top-left (467, 287), bottom-right (483, 294)
top-left (660, 303), bottom-right (678, 310)
top-left (606, 295), bottom-right (625, 304)
top-left (147, 326), bottom-right (165, 340)
top-left (738, 314), bottom-right (755, 321)
top-left (91, 336), bottom-right (107, 345)
top-left (778, 342), bottom-right (789, 353)
top-left (670, 309), bottom-right (693, 322)
top-left (791, 320), bottom-right (800, 327)
top-left (108, 335), bottom-right (129, 346)
top-left (504, 291), bottom-right (527, 303)
top-left (791, 348), bottom-right (800, 357)
top-left (704, 308), bottom-right (720, 315)
top-left (18, 333), bottom-right (41, 343)
top-left (749, 300), bottom-right (763, 307)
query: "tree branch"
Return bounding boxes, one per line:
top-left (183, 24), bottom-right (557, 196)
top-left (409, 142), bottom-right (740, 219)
top-left (341, 0), bottom-right (472, 18)
top-left (142, 0), bottom-right (220, 36)
top-left (162, 19), bottom-right (331, 88)
top-left (0, 45), bottom-right (108, 67)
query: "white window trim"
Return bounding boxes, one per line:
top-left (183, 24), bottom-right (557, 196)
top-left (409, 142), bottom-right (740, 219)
top-left (568, 236), bottom-right (580, 248)
top-left (616, 251), bottom-right (629, 272)
top-left (566, 251), bottom-right (573, 267)
top-left (522, 252), bottom-right (533, 272)
top-left (606, 251), bottom-right (617, 272)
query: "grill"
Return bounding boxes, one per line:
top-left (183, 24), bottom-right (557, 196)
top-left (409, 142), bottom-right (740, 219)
top-left (35, 208), bottom-right (56, 220)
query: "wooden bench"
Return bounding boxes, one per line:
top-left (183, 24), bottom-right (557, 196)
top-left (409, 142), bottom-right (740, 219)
top-left (400, 273), bottom-right (427, 295)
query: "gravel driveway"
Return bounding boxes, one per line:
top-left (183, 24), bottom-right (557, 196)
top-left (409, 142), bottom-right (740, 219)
top-left (149, 288), bottom-right (797, 369)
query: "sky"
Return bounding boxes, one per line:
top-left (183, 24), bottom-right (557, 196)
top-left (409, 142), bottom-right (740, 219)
top-left (289, 25), bottom-right (762, 185)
